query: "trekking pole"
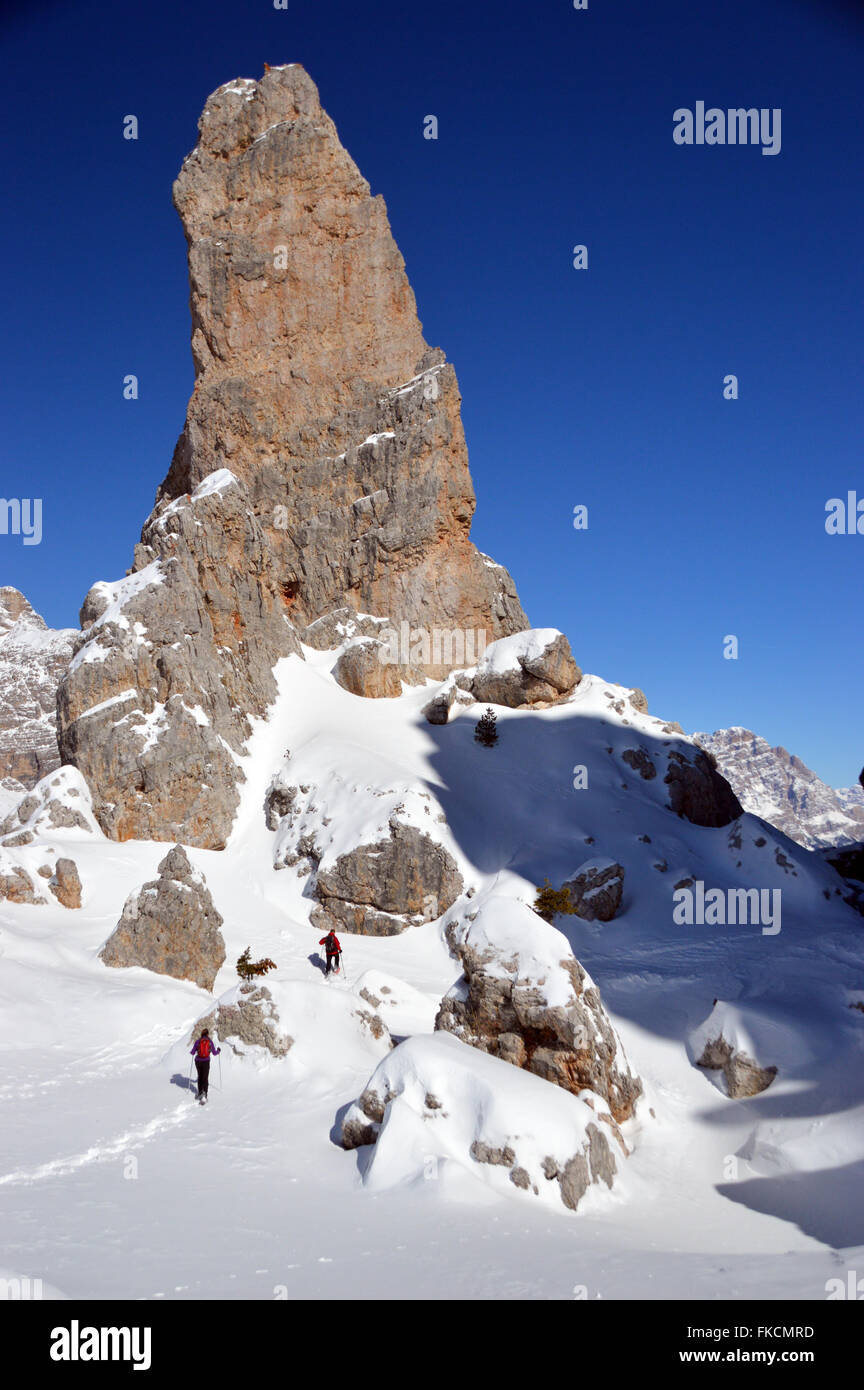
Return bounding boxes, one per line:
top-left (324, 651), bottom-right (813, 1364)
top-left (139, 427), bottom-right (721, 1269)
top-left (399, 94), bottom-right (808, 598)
top-left (340, 951), bottom-right (349, 985)
top-left (218, 1052), bottom-right (223, 1092)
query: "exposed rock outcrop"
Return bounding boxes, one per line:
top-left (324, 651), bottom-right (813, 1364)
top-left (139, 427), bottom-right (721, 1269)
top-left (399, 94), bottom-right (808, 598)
top-left (57, 474), bottom-right (301, 848)
top-left (49, 857), bottom-right (82, 909)
top-left (101, 845), bottom-right (226, 990)
top-left (621, 746), bottom-right (657, 780)
top-left (435, 896), bottom-right (641, 1125)
top-left (696, 1035), bottom-right (777, 1098)
top-left (561, 858), bottom-right (625, 922)
top-left (0, 855), bottom-right (44, 905)
top-left (0, 589), bottom-right (75, 788)
top-left (193, 981), bottom-right (292, 1057)
top-left (665, 747), bottom-right (743, 828)
top-left (690, 1001), bottom-right (779, 1099)
top-left (312, 821), bottom-right (464, 936)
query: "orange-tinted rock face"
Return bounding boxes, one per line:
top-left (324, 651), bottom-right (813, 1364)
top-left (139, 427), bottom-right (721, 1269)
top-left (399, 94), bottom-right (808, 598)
top-left (57, 66), bottom-right (527, 848)
top-left (160, 65), bottom-right (526, 646)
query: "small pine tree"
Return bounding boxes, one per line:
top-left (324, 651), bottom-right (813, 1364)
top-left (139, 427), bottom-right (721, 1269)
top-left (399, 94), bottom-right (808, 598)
top-left (533, 879), bottom-right (575, 923)
top-left (236, 946), bottom-right (277, 980)
top-left (474, 706), bottom-right (499, 747)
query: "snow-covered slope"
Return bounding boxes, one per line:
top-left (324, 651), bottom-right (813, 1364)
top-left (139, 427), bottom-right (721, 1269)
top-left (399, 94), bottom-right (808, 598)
top-left (0, 655), bottom-right (862, 1300)
top-left (694, 726), bottom-right (864, 850)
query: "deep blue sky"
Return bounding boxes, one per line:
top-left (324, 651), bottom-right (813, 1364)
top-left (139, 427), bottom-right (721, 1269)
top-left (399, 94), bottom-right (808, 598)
top-left (1, 0), bottom-right (861, 785)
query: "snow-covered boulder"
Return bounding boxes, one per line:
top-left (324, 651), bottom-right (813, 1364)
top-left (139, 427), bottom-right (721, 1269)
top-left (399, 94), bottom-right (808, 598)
top-left (185, 975), bottom-right (394, 1071)
top-left (689, 1001), bottom-right (782, 1098)
top-left (268, 770), bottom-right (464, 933)
top-left (101, 845), bottom-right (225, 990)
top-left (0, 766), bottom-right (101, 846)
top-left (421, 672), bottom-right (476, 724)
top-left (350, 969), bottom-right (440, 1037)
top-left (454, 628), bottom-right (581, 709)
top-left (193, 981), bottom-right (292, 1058)
top-left (436, 894), bottom-right (641, 1124)
top-left (332, 637), bottom-right (423, 699)
top-left (0, 837), bottom-right (83, 908)
top-left (341, 1032), bottom-right (628, 1213)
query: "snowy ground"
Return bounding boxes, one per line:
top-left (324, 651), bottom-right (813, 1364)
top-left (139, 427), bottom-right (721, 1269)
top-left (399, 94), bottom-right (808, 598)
top-left (1, 651), bottom-right (863, 1301)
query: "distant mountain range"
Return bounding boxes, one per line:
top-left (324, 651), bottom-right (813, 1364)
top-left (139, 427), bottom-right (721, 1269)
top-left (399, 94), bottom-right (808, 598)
top-left (693, 726), bottom-right (864, 851)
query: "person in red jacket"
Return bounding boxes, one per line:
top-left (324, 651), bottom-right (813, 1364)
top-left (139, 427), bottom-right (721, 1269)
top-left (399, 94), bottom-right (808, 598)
top-left (319, 930), bottom-right (342, 976)
top-left (190, 1028), bottom-right (220, 1103)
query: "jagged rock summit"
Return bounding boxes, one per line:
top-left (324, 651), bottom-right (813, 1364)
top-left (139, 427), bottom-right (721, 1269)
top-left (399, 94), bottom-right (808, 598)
top-left (56, 64), bottom-right (527, 848)
top-left (161, 63), bottom-right (526, 645)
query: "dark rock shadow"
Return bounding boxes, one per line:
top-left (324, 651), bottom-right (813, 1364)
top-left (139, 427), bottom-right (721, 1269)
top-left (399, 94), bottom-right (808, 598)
top-left (329, 1100), bottom-right (350, 1146)
top-left (718, 1158), bottom-right (864, 1248)
top-left (330, 1107), bottom-right (376, 1177)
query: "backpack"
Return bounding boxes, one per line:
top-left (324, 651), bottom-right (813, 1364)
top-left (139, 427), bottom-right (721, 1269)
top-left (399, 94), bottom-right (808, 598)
top-left (198, 1037), bottom-right (212, 1059)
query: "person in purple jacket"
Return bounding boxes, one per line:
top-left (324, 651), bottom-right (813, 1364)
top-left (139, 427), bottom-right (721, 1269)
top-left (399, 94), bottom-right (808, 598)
top-left (190, 1028), bottom-right (220, 1104)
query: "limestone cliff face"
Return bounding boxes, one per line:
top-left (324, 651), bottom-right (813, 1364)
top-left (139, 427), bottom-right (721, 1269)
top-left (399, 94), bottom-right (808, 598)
top-left (160, 64), bottom-right (526, 643)
top-left (55, 66), bottom-right (527, 848)
top-left (57, 473), bottom-right (299, 847)
top-left (0, 589), bottom-right (75, 789)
